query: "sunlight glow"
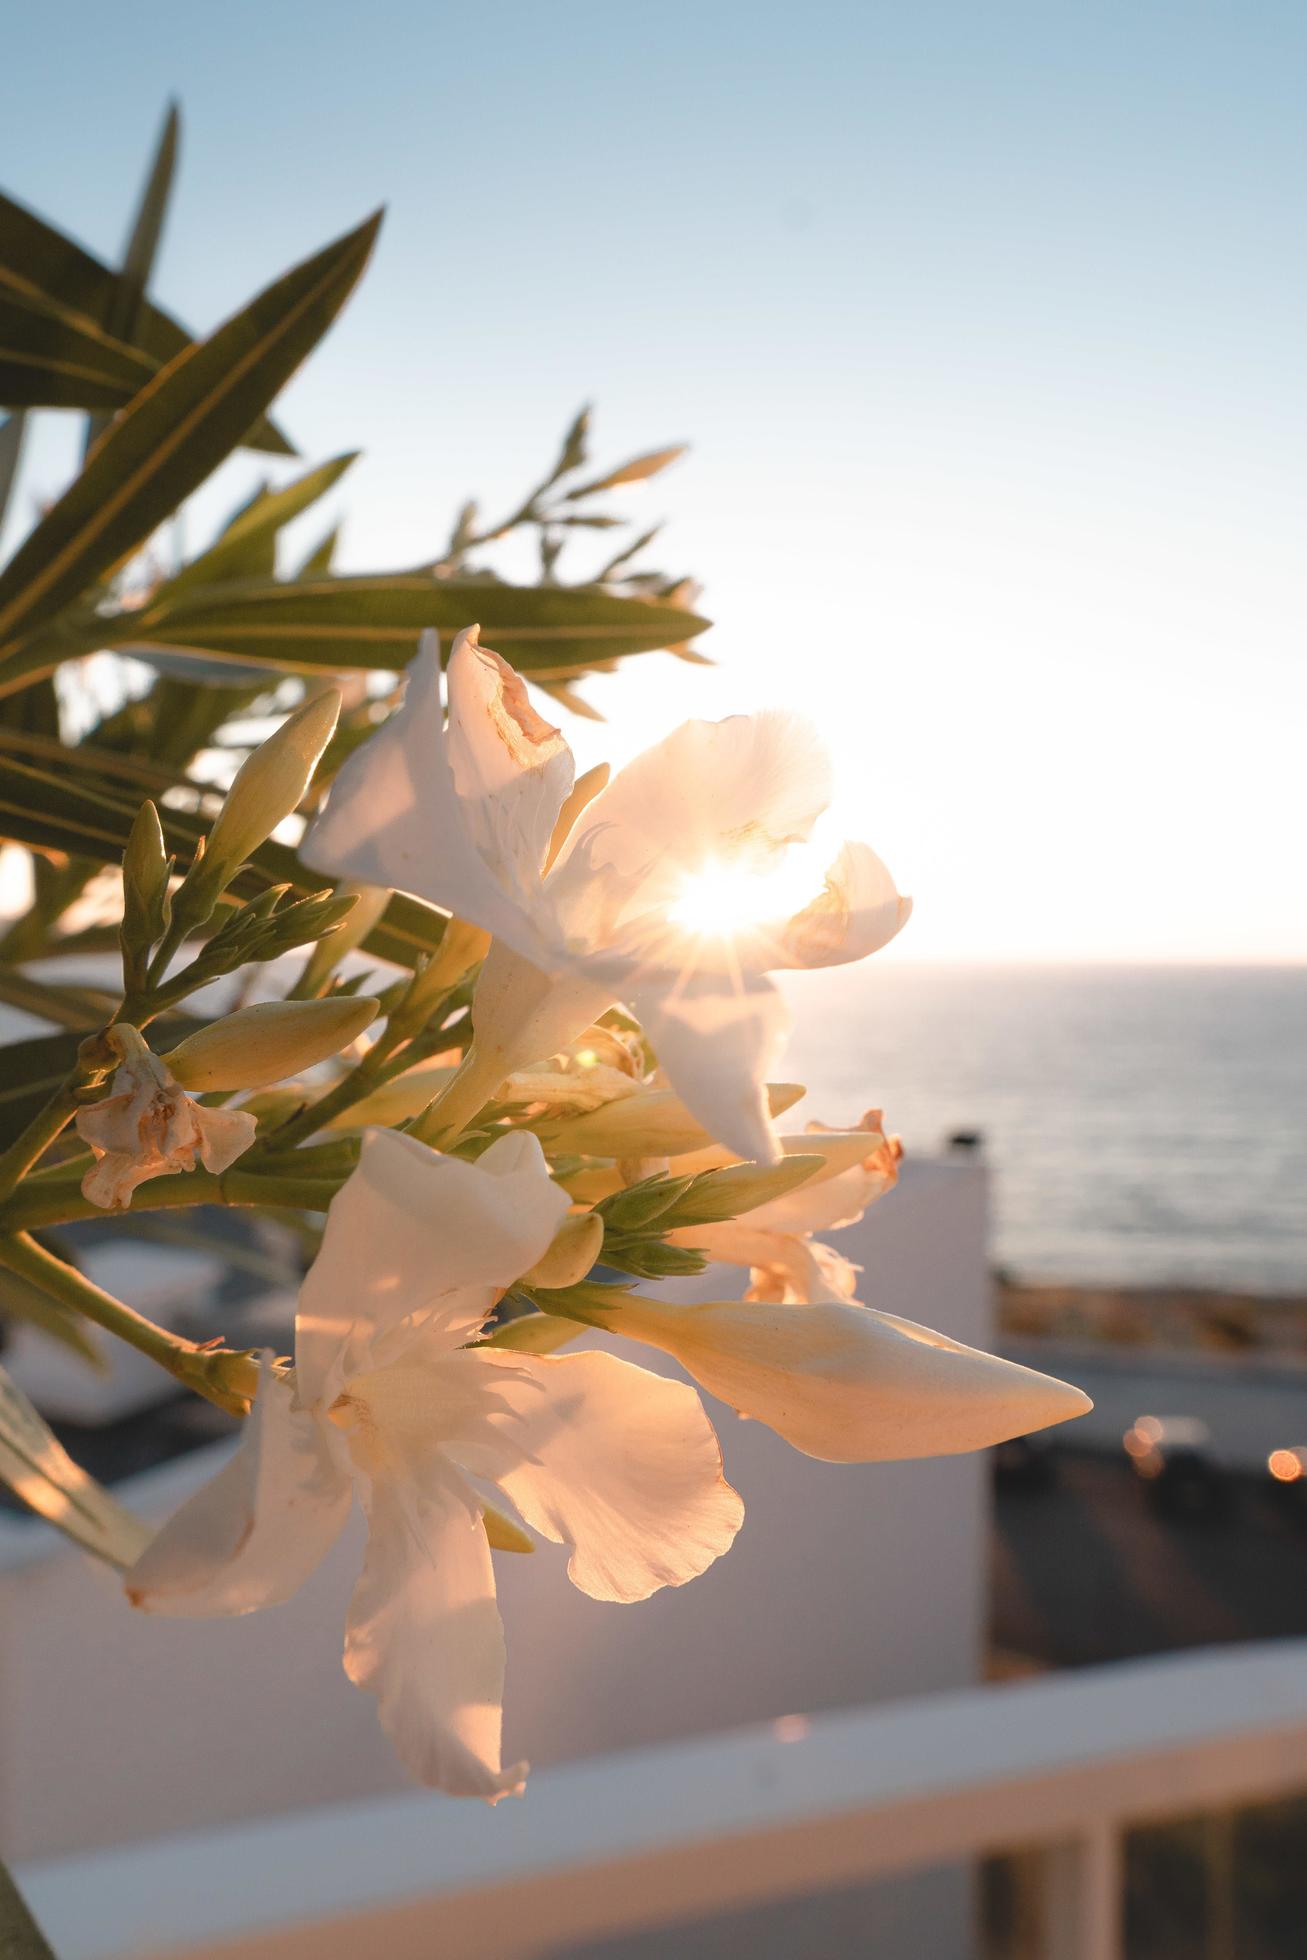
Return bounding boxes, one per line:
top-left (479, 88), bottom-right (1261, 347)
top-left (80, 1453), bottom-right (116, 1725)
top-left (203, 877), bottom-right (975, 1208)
top-left (669, 835), bottom-right (832, 939)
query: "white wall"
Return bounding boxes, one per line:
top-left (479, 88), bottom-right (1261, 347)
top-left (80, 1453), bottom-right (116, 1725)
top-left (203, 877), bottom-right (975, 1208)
top-left (0, 1157), bottom-right (991, 1890)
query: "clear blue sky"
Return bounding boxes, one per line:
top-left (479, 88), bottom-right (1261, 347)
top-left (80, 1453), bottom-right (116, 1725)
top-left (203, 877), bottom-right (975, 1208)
top-left (4, 1), bottom-right (1305, 960)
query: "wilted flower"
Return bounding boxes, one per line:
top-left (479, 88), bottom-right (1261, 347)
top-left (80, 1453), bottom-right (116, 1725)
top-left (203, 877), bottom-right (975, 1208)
top-left (126, 1129), bottom-right (743, 1799)
top-left (303, 629), bottom-right (910, 1163)
top-left (75, 1026), bottom-right (256, 1211)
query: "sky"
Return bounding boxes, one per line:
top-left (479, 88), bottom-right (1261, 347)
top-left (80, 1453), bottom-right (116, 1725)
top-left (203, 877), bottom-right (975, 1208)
top-left (3, 0), bottom-right (1305, 961)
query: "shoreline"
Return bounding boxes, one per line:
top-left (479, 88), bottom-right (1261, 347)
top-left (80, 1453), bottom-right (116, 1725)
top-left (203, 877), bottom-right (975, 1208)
top-left (996, 1277), bottom-right (1307, 1360)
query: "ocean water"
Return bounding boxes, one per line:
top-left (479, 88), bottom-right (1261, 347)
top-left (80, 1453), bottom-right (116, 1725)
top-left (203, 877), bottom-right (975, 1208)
top-left (779, 965), bottom-right (1307, 1294)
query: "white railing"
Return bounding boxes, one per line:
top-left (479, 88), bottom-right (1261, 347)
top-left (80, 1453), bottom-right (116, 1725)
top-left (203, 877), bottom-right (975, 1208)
top-left (18, 1638), bottom-right (1307, 1960)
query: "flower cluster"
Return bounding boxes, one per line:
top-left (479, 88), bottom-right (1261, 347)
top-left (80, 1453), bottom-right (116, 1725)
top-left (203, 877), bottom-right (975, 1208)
top-left (114, 628), bottom-right (1090, 1801)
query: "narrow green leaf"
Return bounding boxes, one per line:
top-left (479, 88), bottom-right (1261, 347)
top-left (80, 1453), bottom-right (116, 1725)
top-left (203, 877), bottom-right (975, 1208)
top-left (564, 445), bottom-right (687, 499)
top-left (160, 451), bottom-right (358, 595)
top-left (112, 574), bottom-right (711, 677)
top-left (0, 409), bottom-right (25, 530)
top-left (0, 750), bottom-right (450, 970)
top-left (0, 1360), bottom-right (151, 1566)
top-left (0, 285), bottom-right (157, 408)
top-left (0, 185), bottom-right (291, 452)
top-left (297, 523), bottom-right (339, 577)
top-left (0, 1264), bottom-right (107, 1370)
top-left (0, 210), bottom-right (381, 656)
top-left (84, 100), bottom-right (181, 455)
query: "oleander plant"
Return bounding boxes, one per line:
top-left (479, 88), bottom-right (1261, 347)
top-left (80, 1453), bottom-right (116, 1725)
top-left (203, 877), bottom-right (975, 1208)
top-left (0, 102), bottom-right (1089, 1873)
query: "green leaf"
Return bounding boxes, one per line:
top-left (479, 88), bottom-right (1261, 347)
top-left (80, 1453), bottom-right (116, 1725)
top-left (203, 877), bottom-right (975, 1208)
top-left (545, 404), bottom-right (591, 484)
top-left (564, 445), bottom-right (687, 499)
top-left (0, 968), bottom-right (120, 1031)
top-left (111, 575), bottom-right (711, 677)
top-left (160, 452), bottom-right (358, 595)
top-left (0, 1030), bottom-right (84, 1148)
top-left (296, 523), bottom-right (339, 577)
top-left (0, 210), bottom-right (382, 657)
top-left (0, 750), bottom-right (449, 970)
top-left (104, 104), bottom-right (180, 341)
top-left (0, 285), bottom-right (158, 410)
top-left (0, 184), bottom-right (290, 452)
top-left (0, 1263), bottom-right (107, 1370)
top-left (84, 100), bottom-right (181, 455)
top-left (0, 1360), bottom-right (151, 1567)
top-left (0, 409), bottom-right (26, 530)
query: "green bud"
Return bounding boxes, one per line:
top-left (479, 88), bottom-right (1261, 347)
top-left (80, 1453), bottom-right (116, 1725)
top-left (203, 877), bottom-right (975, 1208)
top-left (662, 1154), bottom-right (826, 1228)
top-left (599, 1233), bottom-right (707, 1278)
top-left (120, 800), bottom-right (172, 988)
top-left (599, 1173), bottom-right (695, 1232)
top-left (524, 1277), bottom-right (632, 1324)
top-left (164, 996), bottom-right (379, 1092)
top-left (196, 690), bottom-right (341, 896)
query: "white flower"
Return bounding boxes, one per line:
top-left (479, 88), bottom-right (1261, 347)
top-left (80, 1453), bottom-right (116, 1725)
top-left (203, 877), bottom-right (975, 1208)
top-left (74, 1026), bottom-right (256, 1211)
top-left (125, 1128), bottom-right (743, 1801)
top-left (667, 1112), bottom-right (903, 1304)
top-left (302, 630), bottom-right (910, 1163)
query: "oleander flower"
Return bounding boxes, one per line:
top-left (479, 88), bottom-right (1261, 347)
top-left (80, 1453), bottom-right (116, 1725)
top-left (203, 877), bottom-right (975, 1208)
top-left (667, 1112), bottom-right (903, 1304)
top-left (74, 1026), bottom-right (256, 1211)
top-left (303, 629), bottom-right (911, 1163)
top-left (125, 1128), bottom-right (743, 1800)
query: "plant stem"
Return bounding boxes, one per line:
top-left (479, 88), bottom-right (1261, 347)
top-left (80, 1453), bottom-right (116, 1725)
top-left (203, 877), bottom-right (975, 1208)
top-left (0, 1233), bottom-right (258, 1417)
top-left (0, 1164), bottom-right (343, 1235)
top-left (0, 1854), bottom-right (57, 1960)
top-left (0, 1084), bottom-right (81, 1207)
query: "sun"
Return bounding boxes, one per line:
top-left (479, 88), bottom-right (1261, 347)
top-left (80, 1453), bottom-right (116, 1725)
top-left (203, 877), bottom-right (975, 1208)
top-left (669, 835), bottom-right (831, 938)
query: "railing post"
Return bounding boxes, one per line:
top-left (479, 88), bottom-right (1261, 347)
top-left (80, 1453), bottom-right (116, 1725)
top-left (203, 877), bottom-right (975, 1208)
top-left (1042, 1823), bottom-right (1122, 1960)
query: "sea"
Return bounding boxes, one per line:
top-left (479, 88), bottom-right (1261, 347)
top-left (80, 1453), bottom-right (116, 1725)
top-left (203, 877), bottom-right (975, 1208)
top-left (778, 964), bottom-right (1307, 1296)
top-left (5, 958), bottom-right (1304, 1297)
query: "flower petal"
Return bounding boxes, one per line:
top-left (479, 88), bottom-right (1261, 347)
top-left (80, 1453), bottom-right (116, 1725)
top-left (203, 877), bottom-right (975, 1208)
top-left (193, 1102), bottom-right (258, 1175)
top-left (301, 631), bottom-right (558, 963)
top-left (609, 1297), bottom-right (1093, 1463)
top-left (125, 1368), bottom-right (351, 1617)
top-left (445, 1349), bottom-right (744, 1604)
top-left (666, 1219), bottom-right (842, 1305)
top-left (295, 1128), bottom-right (570, 1406)
top-left (444, 634), bottom-right (574, 905)
top-left (635, 973), bottom-right (792, 1164)
top-left (345, 1458), bottom-right (526, 1801)
top-left (770, 840), bottom-right (912, 970)
top-left (551, 710), bottom-right (833, 928)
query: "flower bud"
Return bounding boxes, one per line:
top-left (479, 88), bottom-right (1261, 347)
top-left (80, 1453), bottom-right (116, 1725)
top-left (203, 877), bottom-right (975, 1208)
top-left (120, 800), bottom-right (172, 979)
top-left (659, 1154), bottom-right (825, 1227)
top-left (607, 1296), bottom-right (1093, 1464)
top-left (200, 690), bottom-right (341, 890)
top-left (519, 1210), bottom-right (604, 1290)
top-left (164, 996), bottom-right (379, 1092)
